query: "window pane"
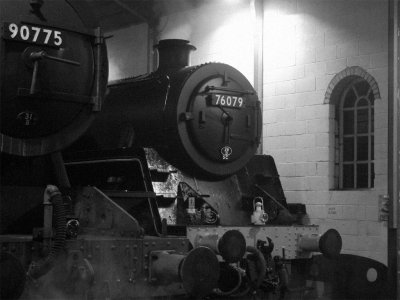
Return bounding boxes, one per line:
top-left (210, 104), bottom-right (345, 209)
top-left (357, 98), bottom-right (369, 107)
top-left (344, 88), bottom-right (357, 108)
top-left (343, 111), bottom-right (354, 134)
top-left (343, 164), bottom-right (354, 189)
top-left (354, 80), bottom-right (370, 96)
top-left (357, 108), bottom-right (369, 133)
top-left (343, 137), bottom-right (354, 161)
top-left (357, 136), bottom-right (369, 160)
top-left (356, 163), bottom-right (368, 188)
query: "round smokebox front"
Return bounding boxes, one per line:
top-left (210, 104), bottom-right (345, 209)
top-left (174, 63), bottom-right (262, 177)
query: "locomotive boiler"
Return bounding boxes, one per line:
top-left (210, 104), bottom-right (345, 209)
top-left (0, 1), bottom-right (344, 299)
top-left (78, 38), bottom-right (262, 178)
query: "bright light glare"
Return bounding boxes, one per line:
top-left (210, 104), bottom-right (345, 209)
top-left (208, 8), bottom-right (255, 83)
top-left (221, 0), bottom-right (244, 4)
top-left (264, 10), bottom-right (299, 68)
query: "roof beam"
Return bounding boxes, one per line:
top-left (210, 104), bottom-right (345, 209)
top-left (112, 0), bottom-right (148, 23)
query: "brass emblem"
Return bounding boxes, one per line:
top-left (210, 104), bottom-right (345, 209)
top-left (221, 146), bottom-right (232, 160)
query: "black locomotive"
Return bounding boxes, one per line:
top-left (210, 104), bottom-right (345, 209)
top-left (0, 1), bottom-right (344, 299)
top-left (77, 38), bottom-right (262, 178)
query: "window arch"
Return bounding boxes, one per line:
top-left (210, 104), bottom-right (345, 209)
top-left (325, 67), bottom-right (380, 190)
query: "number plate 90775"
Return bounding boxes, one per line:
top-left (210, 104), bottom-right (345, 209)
top-left (3, 22), bottom-right (64, 47)
top-left (210, 94), bottom-right (246, 108)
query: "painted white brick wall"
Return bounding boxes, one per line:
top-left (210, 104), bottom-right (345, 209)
top-left (263, 0), bottom-right (388, 265)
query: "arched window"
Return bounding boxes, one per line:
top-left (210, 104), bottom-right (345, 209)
top-left (338, 78), bottom-right (374, 189)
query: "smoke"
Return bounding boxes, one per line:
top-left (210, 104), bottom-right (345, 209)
top-left (159, 20), bottom-right (192, 41)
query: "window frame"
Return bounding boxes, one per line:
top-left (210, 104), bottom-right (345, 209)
top-left (338, 77), bottom-right (374, 190)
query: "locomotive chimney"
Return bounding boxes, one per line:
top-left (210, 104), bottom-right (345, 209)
top-left (154, 39), bottom-right (196, 73)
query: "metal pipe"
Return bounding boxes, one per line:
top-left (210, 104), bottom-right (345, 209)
top-left (29, 61), bottom-right (39, 94)
top-left (245, 246), bottom-right (266, 289)
top-left (194, 230), bottom-right (246, 263)
top-left (214, 263), bottom-right (242, 296)
top-left (252, 0), bottom-right (264, 154)
top-left (50, 152), bottom-right (71, 188)
top-left (27, 185), bottom-right (66, 279)
top-left (298, 228), bottom-right (342, 258)
top-left (43, 188), bottom-right (53, 243)
top-left (150, 247), bottom-right (220, 297)
top-left (388, 0), bottom-right (400, 298)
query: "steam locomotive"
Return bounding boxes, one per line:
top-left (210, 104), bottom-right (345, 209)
top-left (0, 1), bottom-right (343, 299)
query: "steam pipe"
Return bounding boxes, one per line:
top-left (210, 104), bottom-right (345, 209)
top-left (245, 246), bottom-right (266, 289)
top-left (298, 228), bottom-right (342, 258)
top-left (150, 246), bottom-right (219, 297)
top-left (42, 187), bottom-right (53, 247)
top-left (214, 263), bottom-right (242, 296)
top-left (194, 230), bottom-right (246, 263)
top-left (27, 185), bottom-right (66, 279)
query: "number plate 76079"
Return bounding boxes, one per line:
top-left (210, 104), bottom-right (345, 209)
top-left (209, 94), bottom-right (246, 108)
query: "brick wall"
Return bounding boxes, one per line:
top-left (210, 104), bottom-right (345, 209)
top-left (263, 0), bottom-right (388, 264)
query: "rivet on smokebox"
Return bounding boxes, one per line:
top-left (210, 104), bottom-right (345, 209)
top-left (144, 242), bottom-right (149, 247)
top-left (95, 245), bottom-right (100, 250)
top-left (133, 256), bottom-right (138, 261)
top-left (111, 245), bottom-right (116, 250)
top-left (133, 245), bottom-right (137, 249)
top-left (152, 242), bottom-right (156, 246)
